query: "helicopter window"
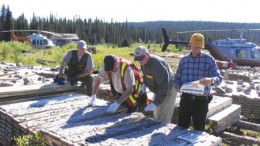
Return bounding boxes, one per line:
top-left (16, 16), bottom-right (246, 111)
top-left (251, 50), bottom-right (255, 59)
top-left (235, 49), bottom-right (247, 59)
top-left (43, 39), bottom-right (48, 45)
top-left (32, 40), bottom-right (36, 45)
top-left (251, 49), bottom-right (260, 59)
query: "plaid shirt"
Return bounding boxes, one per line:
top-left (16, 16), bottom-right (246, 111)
top-left (174, 52), bottom-right (222, 96)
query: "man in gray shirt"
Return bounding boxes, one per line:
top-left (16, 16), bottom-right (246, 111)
top-left (132, 46), bottom-right (177, 124)
top-left (58, 40), bottom-right (94, 96)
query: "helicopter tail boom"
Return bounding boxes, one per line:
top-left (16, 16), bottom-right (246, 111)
top-left (161, 28), bottom-right (189, 52)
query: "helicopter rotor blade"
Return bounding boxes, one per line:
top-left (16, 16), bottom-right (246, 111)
top-left (1, 30), bottom-right (62, 38)
top-left (1, 30), bottom-right (41, 33)
top-left (40, 30), bottom-right (62, 37)
top-left (246, 28), bottom-right (260, 31)
top-left (177, 28), bottom-right (260, 34)
top-left (177, 29), bottom-right (237, 34)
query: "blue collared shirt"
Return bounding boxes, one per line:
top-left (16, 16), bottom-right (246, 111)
top-left (174, 52), bottom-right (222, 96)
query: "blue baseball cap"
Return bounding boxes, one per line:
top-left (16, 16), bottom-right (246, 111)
top-left (104, 55), bottom-right (116, 71)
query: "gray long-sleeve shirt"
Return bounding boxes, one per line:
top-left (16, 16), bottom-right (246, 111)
top-left (141, 54), bottom-right (175, 106)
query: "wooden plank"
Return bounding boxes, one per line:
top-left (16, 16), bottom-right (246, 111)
top-left (221, 131), bottom-right (260, 145)
top-left (41, 129), bottom-right (74, 146)
top-left (209, 104), bottom-right (241, 121)
top-left (0, 82), bottom-right (77, 98)
top-left (0, 77), bottom-right (20, 80)
top-left (45, 113), bottom-right (152, 144)
top-left (0, 71), bottom-right (16, 77)
top-left (234, 120), bottom-right (260, 132)
top-left (0, 92), bottom-right (77, 106)
top-left (47, 113), bottom-right (130, 137)
top-left (90, 123), bottom-right (221, 146)
top-left (209, 104), bottom-right (241, 133)
top-left (207, 96), bottom-right (233, 118)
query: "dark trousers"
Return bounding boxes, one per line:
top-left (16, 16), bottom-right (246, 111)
top-left (80, 75), bottom-right (93, 96)
top-left (178, 93), bottom-right (208, 131)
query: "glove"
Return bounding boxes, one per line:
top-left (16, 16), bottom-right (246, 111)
top-left (107, 102), bottom-right (120, 113)
top-left (140, 84), bottom-right (146, 94)
top-left (144, 102), bottom-right (156, 112)
top-left (56, 79), bottom-right (65, 85)
top-left (70, 76), bottom-right (78, 85)
top-left (89, 95), bottom-right (96, 106)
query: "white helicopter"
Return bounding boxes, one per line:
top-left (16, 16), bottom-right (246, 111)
top-left (2, 30), bottom-right (56, 49)
top-left (162, 28), bottom-right (260, 67)
top-left (28, 32), bottom-right (55, 49)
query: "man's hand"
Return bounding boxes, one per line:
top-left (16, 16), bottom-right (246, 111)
top-left (58, 73), bottom-right (64, 79)
top-left (89, 95), bottom-right (96, 106)
top-left (144, 102), bottom-right (156, 112)
top-left (56, 79), bottom-right (65, 85)
top-left (199, 78), bottom-right (213, 86)
top-left (140, 84), bottom-right (146, 94)
top-left (107, 102), bottom-right (120, 113)
top-left (70, 76), bottom-right (78, 85)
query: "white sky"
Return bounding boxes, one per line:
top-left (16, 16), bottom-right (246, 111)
top-left (2, 0), bottom-right (260, 23)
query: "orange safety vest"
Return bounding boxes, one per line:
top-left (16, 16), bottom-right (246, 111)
top-left (108, 58), bottom-right (143, 107)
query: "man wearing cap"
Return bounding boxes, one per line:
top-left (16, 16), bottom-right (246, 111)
top-left (174, 33), bottom-right (222, 131)
top-left (57, 40), bottom-right (94, 96)
top-left (89, 54), bottom-right (147, 113)
top-left (133, 46), bottom-right (177, 124)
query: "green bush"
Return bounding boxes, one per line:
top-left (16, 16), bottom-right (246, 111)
top-left (2, 46), bottom-right (9, 60)
top-left (14, 132), bottom-right (45, 146)
top-left (14, 47), bottom-right (22, 64)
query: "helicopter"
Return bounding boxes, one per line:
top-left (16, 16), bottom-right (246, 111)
top-left (1, 30), bottom-right (56, 49)
top-left (161, 28), bottom-right (260, 67)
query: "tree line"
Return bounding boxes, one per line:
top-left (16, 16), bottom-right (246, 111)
top-left (1, 4), bottom-right (260, 46)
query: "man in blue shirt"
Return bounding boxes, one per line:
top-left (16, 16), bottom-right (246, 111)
top-left (174, 33), bottom-right (222, 131)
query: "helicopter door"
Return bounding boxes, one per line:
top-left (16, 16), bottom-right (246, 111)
top-left (32, 39), bottom-right (36, 45)
top-left (39, 40), bottom-right (43, 46)
top-left (250, 49), bottom-right (260, 59)
top-left (235, 49), bottom-right (247, 59)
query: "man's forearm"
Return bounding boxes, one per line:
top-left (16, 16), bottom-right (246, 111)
top-left (93, 76), bottom-right (103, 95)
top-left (78, 69), bottom-right (93, 78)
top-left (58, 61), bottom-right (67, 77)
top-left (117, 86), bottom-right (133, 104)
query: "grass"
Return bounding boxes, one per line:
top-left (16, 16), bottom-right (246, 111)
top-left (241, 129), bottom-right (260, 139)
top-left (0, 41), bottom-right (184, 71)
